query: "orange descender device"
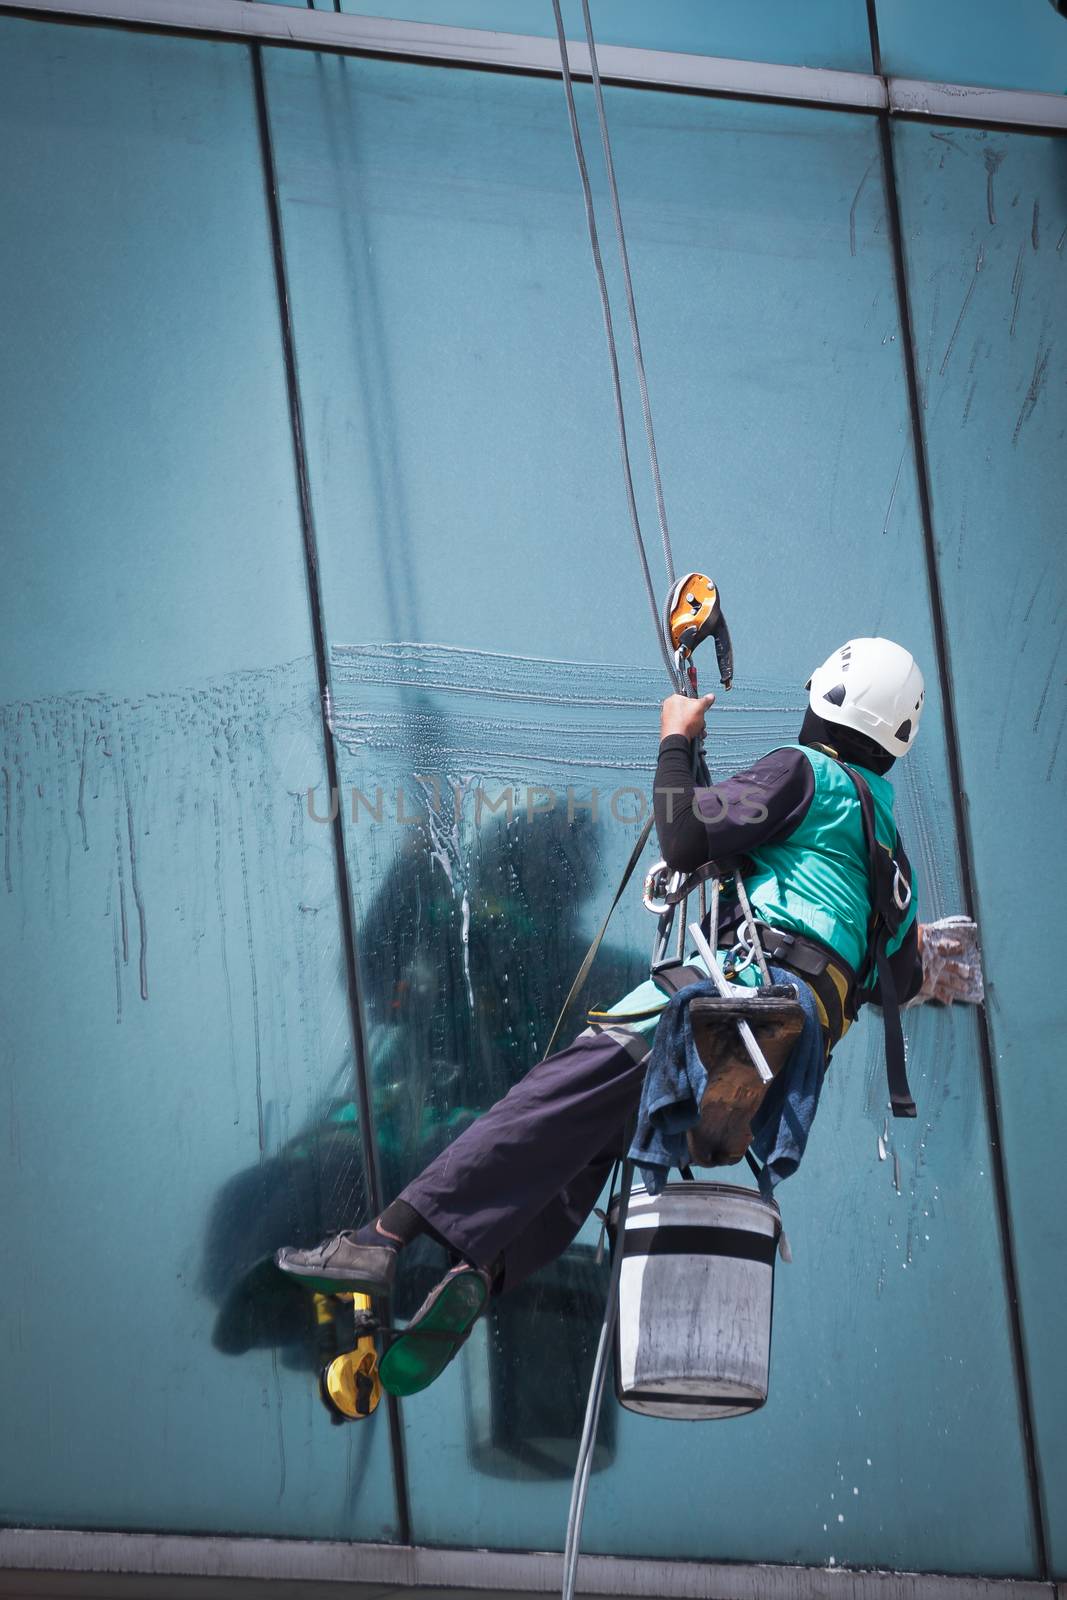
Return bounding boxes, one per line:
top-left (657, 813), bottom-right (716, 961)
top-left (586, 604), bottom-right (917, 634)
top-left (663, 573), bottom-right (734, 695)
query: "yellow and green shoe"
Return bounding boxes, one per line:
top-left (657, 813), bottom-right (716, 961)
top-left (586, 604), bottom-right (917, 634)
top-left (379, 1264), bottom-right (491, 1397)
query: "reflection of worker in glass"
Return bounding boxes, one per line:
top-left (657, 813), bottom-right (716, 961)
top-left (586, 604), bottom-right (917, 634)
top-left (278, 640), bottom-right (981, 1398)
top-left (357, 794), bottom-right (638, 1200)
top-left (202, 803), bottom-right (634, 1362)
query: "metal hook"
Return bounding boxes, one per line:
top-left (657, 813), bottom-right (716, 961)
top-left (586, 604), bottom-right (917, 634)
top-left (643, 860), bottom-right (683, 915)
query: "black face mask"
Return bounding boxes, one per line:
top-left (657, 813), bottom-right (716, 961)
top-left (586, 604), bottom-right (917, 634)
top-left (799, 707), bottom-right (896, 776)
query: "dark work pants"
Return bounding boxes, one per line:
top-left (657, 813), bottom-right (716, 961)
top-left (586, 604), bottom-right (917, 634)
top-left (399, 1025), bottom-right (650, 1294)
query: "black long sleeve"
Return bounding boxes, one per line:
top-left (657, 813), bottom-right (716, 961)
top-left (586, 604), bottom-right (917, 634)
top-left (653, 738), bottom-right (815, 873)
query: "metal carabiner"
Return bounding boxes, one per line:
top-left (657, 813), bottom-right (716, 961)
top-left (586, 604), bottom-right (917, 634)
top-left (892, 861), bottom-right (912, 914)
top-left (642, 860), bottom-right (684, 916)
top-left (722, 927), bottom-right (756, 980)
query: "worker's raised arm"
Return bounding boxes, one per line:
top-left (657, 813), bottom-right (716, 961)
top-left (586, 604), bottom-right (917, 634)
top-left (653, 695), bottom-right (815, 873)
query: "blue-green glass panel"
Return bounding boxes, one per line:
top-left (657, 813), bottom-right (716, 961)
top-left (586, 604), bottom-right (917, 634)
top-left (255, 0), bottom-right (873, 74)
top-left (264, 50), bottom-right (1036, 1572)
top-left (0, 18), bottom-right (396, 1541)
top-left (876, 0), bottom-right (1067, 95)
top-left (894, 120), bottom-right (1067, 1576)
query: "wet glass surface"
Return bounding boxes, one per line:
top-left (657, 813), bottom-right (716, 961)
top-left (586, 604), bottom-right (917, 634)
top-left (1, 9), bottom-right (1058, 1577)
top-left (894, 119), bottom-right (1067, 1572)
top-left (0, 18), bottom-right (396, 1541)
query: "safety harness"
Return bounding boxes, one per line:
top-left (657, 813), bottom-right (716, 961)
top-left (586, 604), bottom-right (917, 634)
top-left (653, 759), bottom-right (919, 1115)
top-left (665, 917), bottom-right (855, 1060)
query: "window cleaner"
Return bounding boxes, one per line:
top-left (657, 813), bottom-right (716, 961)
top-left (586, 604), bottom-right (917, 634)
top-left (274, 618), bottom-right (981, 1395)
top-left (272, 0), bottom-right (984, 1443)
top-left (551, 625), bottom-right (981, 1600)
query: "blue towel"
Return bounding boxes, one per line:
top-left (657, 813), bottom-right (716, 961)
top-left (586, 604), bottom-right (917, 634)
top-left (627, 978), bottom-right (713, 1194)
top-left (628, 965), bottom-right (827, 1196)
top-left (748, 967), bottom-right (827, 1187)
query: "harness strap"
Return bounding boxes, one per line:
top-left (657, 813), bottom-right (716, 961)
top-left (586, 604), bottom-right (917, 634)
top-left (654, 858), bottom-right (722, 907)
top-left (872, 938), bottom-right (915, 1118)
top-left (586, 957), bottom-right (704, 1025)
top-left (745, 1148), bottom-right (773, 1199)
top-left (840, 763), bottom-right (917, 1119)
top-left (650, 959), bottom-right (707, 997)
top-left (586, 1002), bottom-right (665, 1024)
top-left (707, 912), bottom-right (854, 1054)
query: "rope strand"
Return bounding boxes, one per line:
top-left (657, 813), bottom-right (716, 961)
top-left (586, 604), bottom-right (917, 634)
top-left (549, 0), bottom-right (679, 687)
top-left (579, 0), bottom-right (675, 588)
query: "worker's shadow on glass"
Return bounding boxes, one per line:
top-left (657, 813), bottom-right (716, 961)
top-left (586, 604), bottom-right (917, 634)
top-left (201, 803), bottom-right (640, 1475)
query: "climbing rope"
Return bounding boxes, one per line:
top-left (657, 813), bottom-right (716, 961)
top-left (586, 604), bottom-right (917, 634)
top-left (734, 872), bottom-right (772, 986)
top-left (561, 1157), bottom-right (635, 1600)
top-left (544, 0), bottom-right (730, 1061)
top-left (547, 35), bottom-right (765, 1593)
top-left (576, 0), bottom-right (674, 592)
top-left (549, 0), bottom-right (679, 688)
top-left (548, 26), bottom-right (680, 1595)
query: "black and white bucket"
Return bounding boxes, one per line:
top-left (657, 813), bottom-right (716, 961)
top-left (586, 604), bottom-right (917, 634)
top-left (608, 1180), bottom-right (785, 1420)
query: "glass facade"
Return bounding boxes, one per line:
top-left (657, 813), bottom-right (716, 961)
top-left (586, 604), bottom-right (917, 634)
top-left (253, 0), bottom-right (875, 74)
top-left (894, 120), bottom-right (1067, 1575)
top-left (1, 1), bottom-right (1064, 1585)
top-left (0, 18), bottom-right (395, 1543)
top-left (876, 0), bottom-right (1067, 95)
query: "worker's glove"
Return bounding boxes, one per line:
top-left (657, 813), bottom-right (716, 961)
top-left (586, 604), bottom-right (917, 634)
top-left (909, 915), bottom-right (984, 1007)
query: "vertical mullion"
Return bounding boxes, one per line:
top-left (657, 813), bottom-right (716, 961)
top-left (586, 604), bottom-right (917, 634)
top-left (865, 1), bottom-right (1050, 1579)
top-left (250, 40), bottom-right (412, 1548)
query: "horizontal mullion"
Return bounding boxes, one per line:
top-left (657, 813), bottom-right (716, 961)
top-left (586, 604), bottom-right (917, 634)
top-left (3, 0), bottom-right (1066, 134)
top-left (888, 75), bottom-right (1067, 131)
top-left (0, 0), bottom-right (888, 107)
top-left (0, 1529), bottom-right (1059, 1598)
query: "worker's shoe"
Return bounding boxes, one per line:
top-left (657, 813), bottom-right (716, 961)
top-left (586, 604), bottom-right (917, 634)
top-left (379, 1263), bottom-right (492, 1397)
top-left (274, 1231), bottom-right (398, 1296)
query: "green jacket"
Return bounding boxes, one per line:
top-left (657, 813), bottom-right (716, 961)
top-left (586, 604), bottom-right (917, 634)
top-left (743, 743), bottom-right (917, 982)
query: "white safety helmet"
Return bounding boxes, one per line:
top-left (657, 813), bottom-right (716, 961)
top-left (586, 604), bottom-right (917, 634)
top-left (806, 638), bottom-right (925, 758)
